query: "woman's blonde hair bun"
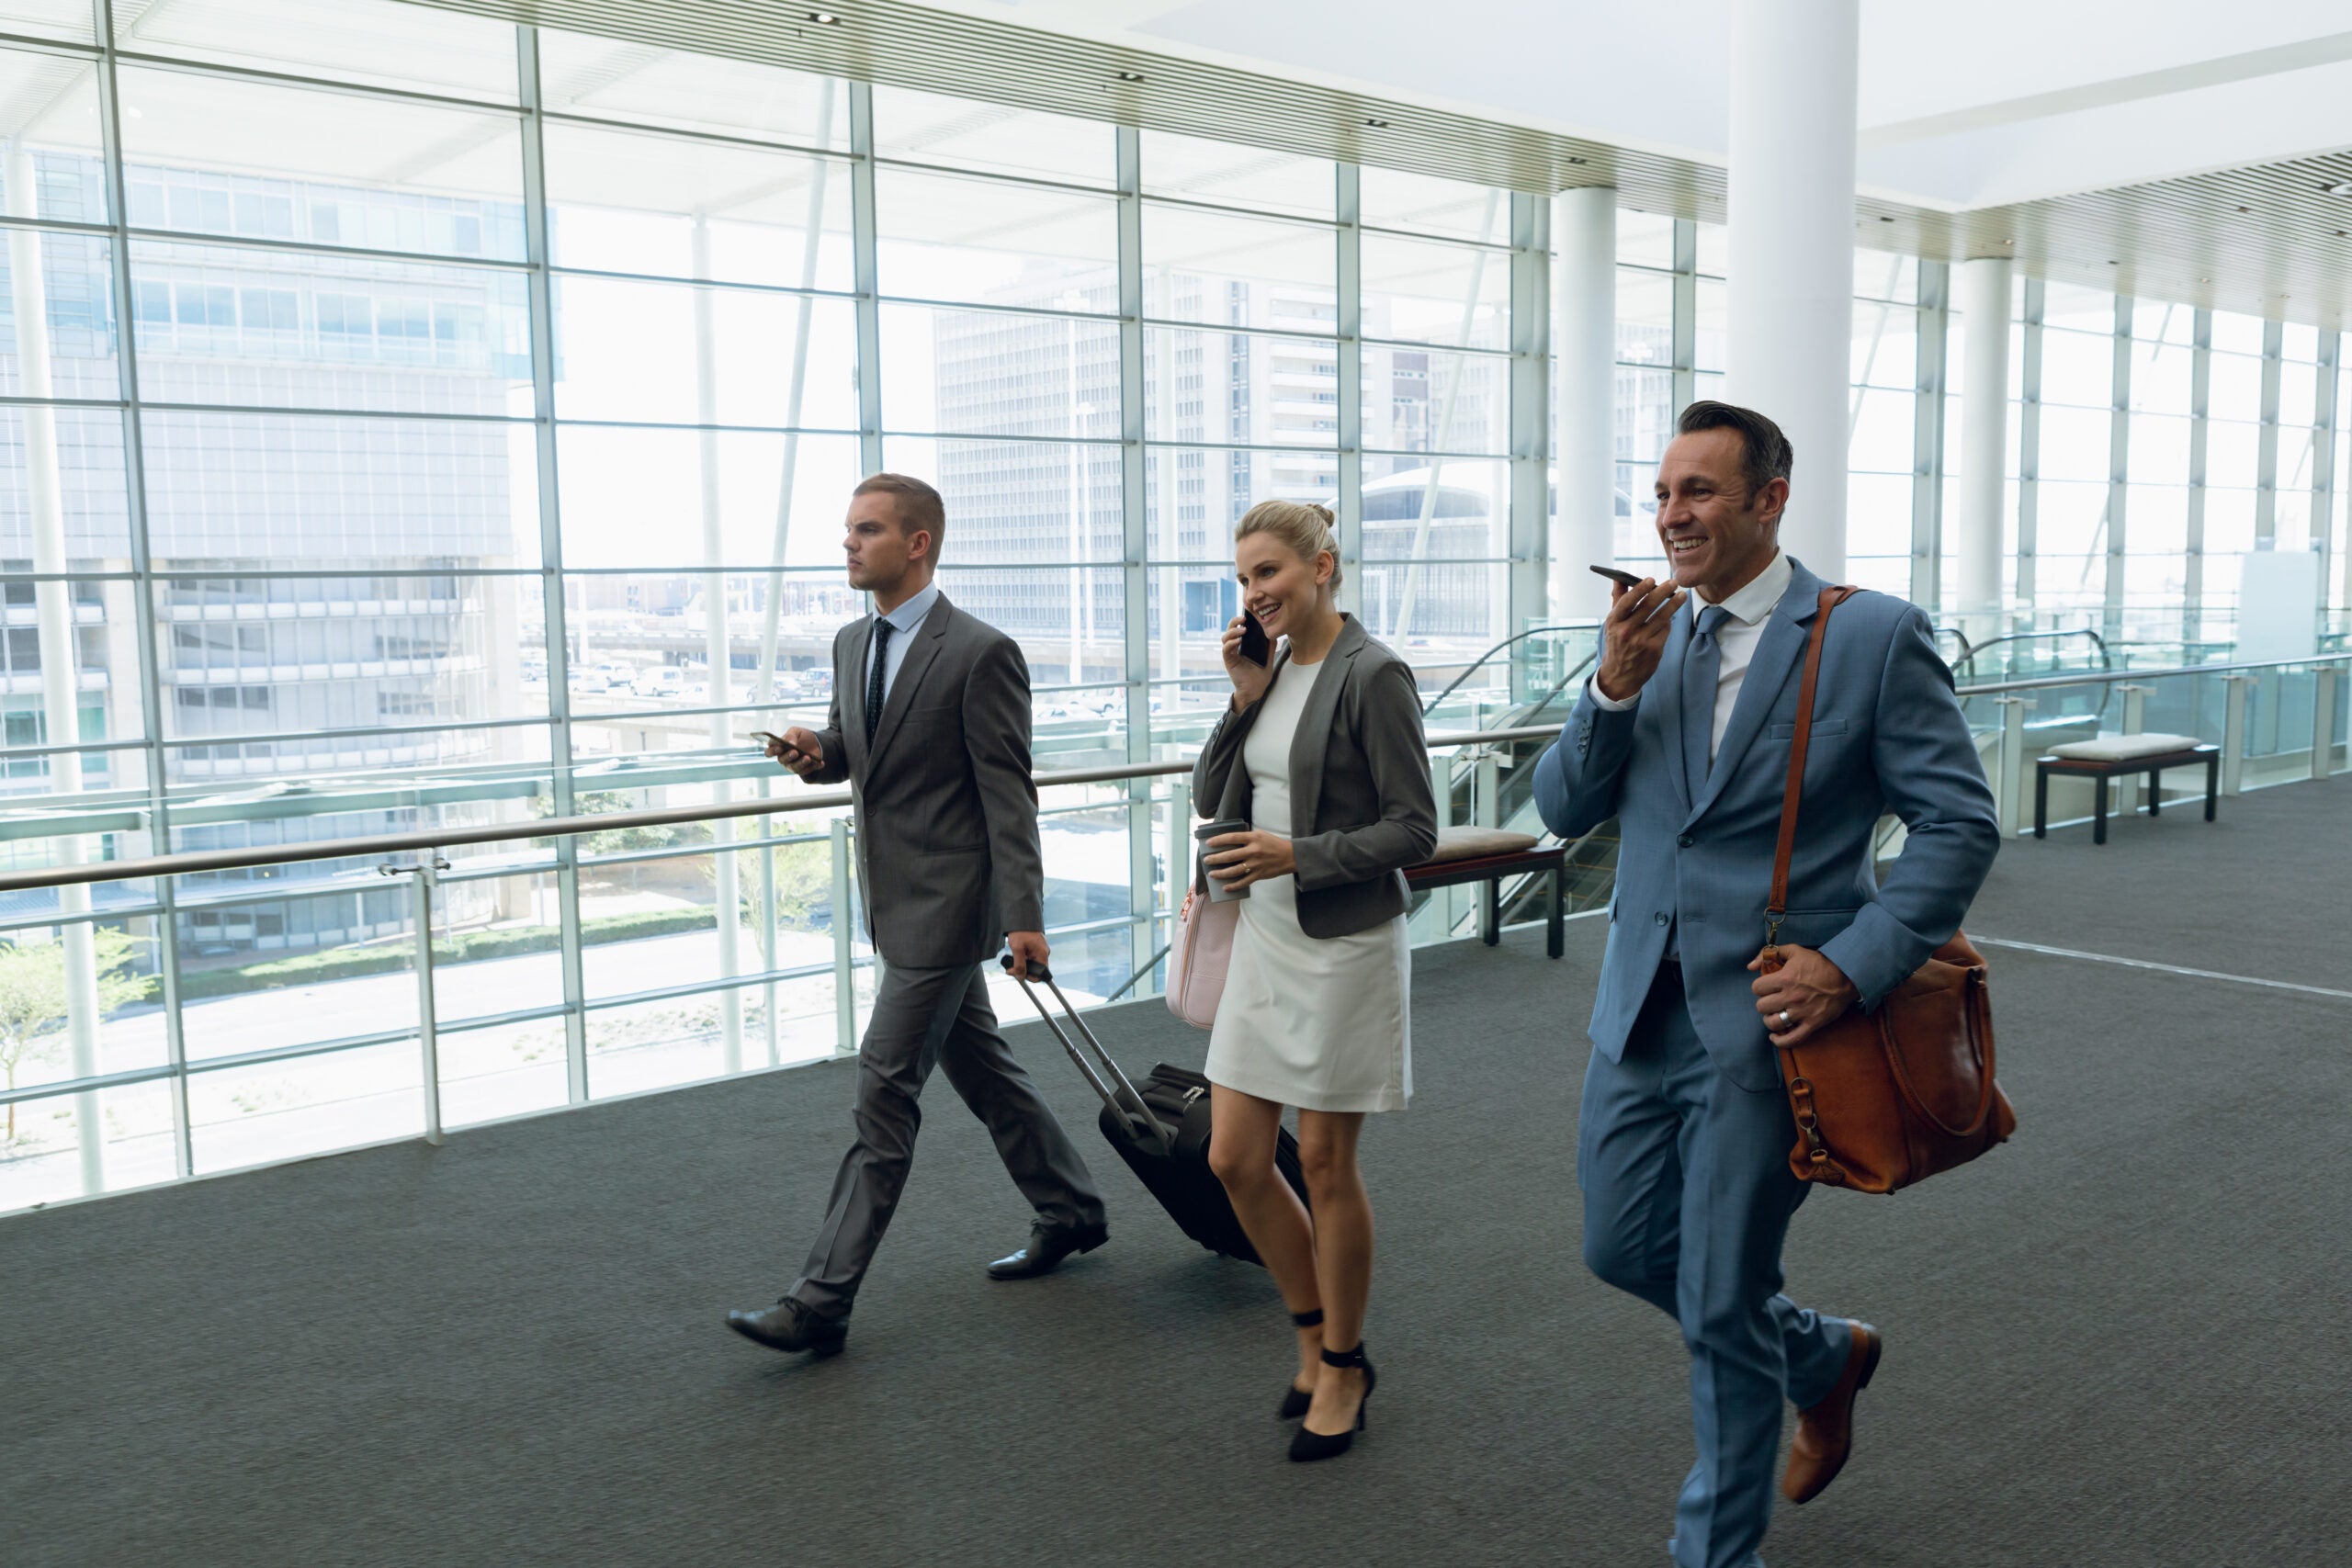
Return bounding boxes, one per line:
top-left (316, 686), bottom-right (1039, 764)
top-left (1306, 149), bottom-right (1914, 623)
top-left (1235, 498), bottom-right (1343, 588)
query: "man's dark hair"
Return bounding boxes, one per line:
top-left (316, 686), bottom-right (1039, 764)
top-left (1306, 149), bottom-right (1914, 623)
top-left (853, 472), bottom-right (947, 559)
top-left (1675, 400), bottom-right (1793, 500)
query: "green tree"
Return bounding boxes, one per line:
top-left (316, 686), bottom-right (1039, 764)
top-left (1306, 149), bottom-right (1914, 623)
top-left (0, 929), bottom-right (151, 1142)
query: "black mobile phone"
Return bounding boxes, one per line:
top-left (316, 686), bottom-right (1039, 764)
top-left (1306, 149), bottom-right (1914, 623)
top-left (1589, 564), bottom-right (1645, 589)
top-left (1237, 609), bottom-right (1272, 667)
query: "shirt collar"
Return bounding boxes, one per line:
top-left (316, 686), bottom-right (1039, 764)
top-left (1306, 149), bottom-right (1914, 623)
top-left (876, 580), bottom-right (939, 635)
top-left (1694, 549), bottom-right (1791, 628)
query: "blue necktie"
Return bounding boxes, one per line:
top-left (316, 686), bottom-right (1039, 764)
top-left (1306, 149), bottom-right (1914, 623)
top-left (1680, 604), bottom-right (1728, 800)
top-left (865, 616), bottom-right (893, 745)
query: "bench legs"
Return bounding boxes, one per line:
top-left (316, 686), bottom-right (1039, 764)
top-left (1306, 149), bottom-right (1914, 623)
top-left (1547, 864), bottom-right (1565, 960)
top-left (2093, 775), bottom-right (2109, 845)
top-left (1480, 876), bottom-right (1499, 947)
top-left (2034, 766), bottom-right (2050, 839)
top-left (2204, 752), bottom-right (2219, 820)
top-left (2146, 767), bottom-right (2161, 816)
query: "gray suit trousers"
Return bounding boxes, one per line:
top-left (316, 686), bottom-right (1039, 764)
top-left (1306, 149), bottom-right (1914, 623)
top-left (790, 960), bottom-right (1105, 1316)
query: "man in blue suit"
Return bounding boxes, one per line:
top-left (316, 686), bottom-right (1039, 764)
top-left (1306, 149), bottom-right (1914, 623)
top-left (1535, 401), bottom-right (1998, 1567)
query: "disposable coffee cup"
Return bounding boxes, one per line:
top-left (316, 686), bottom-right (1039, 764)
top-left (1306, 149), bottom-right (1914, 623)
top-left (1194, 818), bottom-right (1253, 901)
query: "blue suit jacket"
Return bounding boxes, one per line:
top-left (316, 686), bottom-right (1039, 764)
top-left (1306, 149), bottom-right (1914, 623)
top-left (1533, 558), bottom-right (1999, 1091)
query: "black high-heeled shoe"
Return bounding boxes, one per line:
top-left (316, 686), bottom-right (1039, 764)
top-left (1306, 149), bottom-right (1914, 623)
top-left (1278, 1308), bottom-right (1322, 1420)
top-left (1287, 1343), bottom-right (1375, 1462)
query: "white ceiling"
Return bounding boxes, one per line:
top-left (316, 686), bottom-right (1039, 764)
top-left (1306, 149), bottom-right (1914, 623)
top-left (934, 0), bottom-right (2352, 210)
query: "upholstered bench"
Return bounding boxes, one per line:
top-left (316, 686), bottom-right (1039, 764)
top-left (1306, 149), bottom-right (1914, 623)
top-left (1403, 826), bottom-right (1566, 958)
top-left (2033, 732), bottom-right (2220, 845)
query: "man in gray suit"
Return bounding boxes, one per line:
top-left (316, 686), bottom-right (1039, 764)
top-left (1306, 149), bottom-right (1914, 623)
top-left (728, 473), bottom-right (1108, 1358)
top-left (1535, 403), bottom-right (1997, 1567)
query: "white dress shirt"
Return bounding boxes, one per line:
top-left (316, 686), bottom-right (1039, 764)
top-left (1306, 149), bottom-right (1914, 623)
top-left (1589, 549), bottom-right (1793, 765)
top-left (864, 580), bottom-right (940, 705)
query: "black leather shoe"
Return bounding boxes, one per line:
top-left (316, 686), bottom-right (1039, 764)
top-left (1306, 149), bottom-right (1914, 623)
top-left (1289, 1344), bottom-right (1375, 1462)
top-left (986, 1220), bottom-right (1109, 1280)
top-left (725, 1297), bottom-right (847, 1356)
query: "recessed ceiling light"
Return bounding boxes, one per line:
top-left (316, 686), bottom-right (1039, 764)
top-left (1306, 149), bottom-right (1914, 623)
top-left (2002, 239), bottom-right (2014, 245)
top-left (2322, 181), bottom-right (2352, 196)
top-left (807, 10), bottom-right (842, 23)
top-left (2235, 204), bottom-right (2251, 213)
top-left (1363, 117), bottom-right (1389, 129)
top-left (1116, 70), bottom-right (1144, 82)
top-left (1877, 215), bottom-right (1894, 222)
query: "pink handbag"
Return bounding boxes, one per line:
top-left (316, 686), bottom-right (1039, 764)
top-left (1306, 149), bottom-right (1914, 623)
top-left (1166, 887), bottom-right (1238, 1029)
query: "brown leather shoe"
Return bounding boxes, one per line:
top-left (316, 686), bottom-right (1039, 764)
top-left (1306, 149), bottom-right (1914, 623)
top-left (1782, 1321), bottom-right (1882, 1505)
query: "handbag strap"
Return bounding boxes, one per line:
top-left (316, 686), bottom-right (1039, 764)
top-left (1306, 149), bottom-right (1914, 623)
top-left (1765, 584), bottom-right (1859, 948)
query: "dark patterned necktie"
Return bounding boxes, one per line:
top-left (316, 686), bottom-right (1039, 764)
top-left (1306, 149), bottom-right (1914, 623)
top-left (1681, 604), bottom-right (1728, 798)
top-left (865, 616), bottom-right (893, 745)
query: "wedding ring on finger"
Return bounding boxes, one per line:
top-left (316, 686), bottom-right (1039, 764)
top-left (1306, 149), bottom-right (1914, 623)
top-left (1778, 1010), bottom-right (1792, 1029)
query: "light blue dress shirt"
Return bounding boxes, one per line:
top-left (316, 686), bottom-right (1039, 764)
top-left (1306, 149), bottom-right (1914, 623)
top-left (864, 580), bottom-right (939, 707)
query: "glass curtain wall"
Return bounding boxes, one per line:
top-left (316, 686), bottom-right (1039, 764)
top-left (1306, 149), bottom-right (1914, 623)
top-left (4, 0), bottom-right (2340, 1213)
top-left (0, 2), bottom-right (1525, 1213)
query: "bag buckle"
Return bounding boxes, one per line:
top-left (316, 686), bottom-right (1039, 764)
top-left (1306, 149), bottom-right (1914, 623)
top-left (1789, 1077), bottom-right (1827, 1161)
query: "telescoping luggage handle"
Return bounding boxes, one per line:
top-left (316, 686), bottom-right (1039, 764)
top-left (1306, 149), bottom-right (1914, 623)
top-left (998, 954), bottom-right (1173, 1154)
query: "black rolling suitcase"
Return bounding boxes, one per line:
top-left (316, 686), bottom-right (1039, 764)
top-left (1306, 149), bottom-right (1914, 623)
top-left (1001, 956), bottom-right (1306, 1266)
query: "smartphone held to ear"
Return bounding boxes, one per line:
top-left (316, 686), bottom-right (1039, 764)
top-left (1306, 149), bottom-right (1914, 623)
top-left (1237, 610), bottom-right (1272, 667)
top-left (1589, 564), bottom-right (1645, 589)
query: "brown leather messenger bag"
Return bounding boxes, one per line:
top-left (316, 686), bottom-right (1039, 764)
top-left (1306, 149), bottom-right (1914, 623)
top-left (1755, 586), bottom-right (2016, 1194)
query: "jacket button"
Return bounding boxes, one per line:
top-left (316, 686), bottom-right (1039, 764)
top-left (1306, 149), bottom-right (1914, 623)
top-left (1654, 911), bottom-right (1669, 926)
top-left (1677, 833), bottom-right (1694, 848)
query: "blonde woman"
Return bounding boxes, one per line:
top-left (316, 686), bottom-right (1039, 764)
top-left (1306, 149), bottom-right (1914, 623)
top-left (1192, 500), bottom-right (1437, 1462)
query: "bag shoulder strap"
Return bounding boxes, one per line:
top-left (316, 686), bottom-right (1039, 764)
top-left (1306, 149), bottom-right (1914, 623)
top-left (1765, 584), bottom-right (1859, 947)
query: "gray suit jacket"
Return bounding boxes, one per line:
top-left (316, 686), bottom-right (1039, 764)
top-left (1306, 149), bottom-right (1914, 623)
top-left (1532, 557), bottom-right (2000, 1090)
top-left (805, 592), bottom-right (1046, 969)
top-left (1193, 615), bottom-right (1439, 939)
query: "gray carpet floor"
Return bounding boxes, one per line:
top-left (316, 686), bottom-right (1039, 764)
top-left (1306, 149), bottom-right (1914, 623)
top-left (1969, 771), bottom-right (2349, 992)
top-left (4, 777), bottom-right (2346, 1567)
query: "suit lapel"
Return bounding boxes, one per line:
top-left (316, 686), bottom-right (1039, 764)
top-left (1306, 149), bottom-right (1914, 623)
top-left (843, 615), bottom-right (875, 776)
top-left (1686, 558), bottom-right (1825, 825)
top-left (1287, 615), bottom-right (1365, 835)
top-left (1653, 607), bottom-right (1694, 814)
top-left (865, 593), bottom-right (953, 769)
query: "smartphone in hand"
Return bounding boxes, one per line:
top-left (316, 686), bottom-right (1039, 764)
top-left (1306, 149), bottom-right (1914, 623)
top-left (1589, 564), bottom-right (1645, 589)
top-left (749, 730), bottom-right (805, 764)
top-left (1237, 609), bottom-right (1272, 667)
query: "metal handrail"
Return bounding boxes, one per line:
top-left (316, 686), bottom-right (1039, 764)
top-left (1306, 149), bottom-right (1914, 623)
top-left (1418, 623), bottom-right (1597, 716)
top-left (1949, 626), bottom-right (2109, 681)
top-left (0, 724), bottom-right (1570, 895)
top-left (6, 648), bottom-right (2344, 896)
top-left (1955, 650), bottom-right (2347, 696)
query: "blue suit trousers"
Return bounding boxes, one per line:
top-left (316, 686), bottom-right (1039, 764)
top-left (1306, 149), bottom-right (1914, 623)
top-left (1579, 962), bottom-right (1854, 1568)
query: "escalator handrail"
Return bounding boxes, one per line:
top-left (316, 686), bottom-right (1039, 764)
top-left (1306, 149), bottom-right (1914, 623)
top-left (1419, 622), bottom-right (1600, 716)
top-left (1949, 626), bottom-right (2110, 680)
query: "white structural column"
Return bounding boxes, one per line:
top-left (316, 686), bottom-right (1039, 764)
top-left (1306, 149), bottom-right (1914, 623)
top-left (1725, 0), bottom-right (1859, 578)
top-left (1953, 257), bottom-right (2013, 636)
top-left (1551, 186), bottom-right (1617, 621)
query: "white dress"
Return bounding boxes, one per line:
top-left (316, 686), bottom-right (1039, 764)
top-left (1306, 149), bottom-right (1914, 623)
top-left (1204, 657), bottom-right (1412, 1113)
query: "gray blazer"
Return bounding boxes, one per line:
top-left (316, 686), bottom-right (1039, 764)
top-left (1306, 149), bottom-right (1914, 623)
top-left (1192, 615), bottom-right (1439, 939)
top-left (805, 592), bottom-right (1046, 969)
top-left (1532, 557), bottom-right (1999, 1091)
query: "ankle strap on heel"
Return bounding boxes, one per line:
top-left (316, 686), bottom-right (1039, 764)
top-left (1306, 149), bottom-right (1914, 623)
top-left (1320, 1342), bottom-right (1368, 1370)
top-left (1290, 1308), bottom-right (1325, 1328)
